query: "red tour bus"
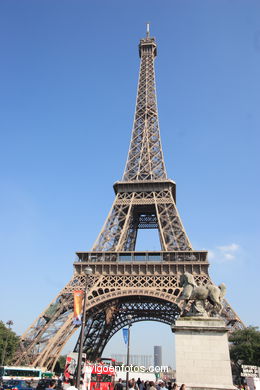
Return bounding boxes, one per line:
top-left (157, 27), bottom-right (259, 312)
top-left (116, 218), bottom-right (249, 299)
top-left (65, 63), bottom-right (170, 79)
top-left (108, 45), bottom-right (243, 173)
top-left (64, 354), bottom-right (115, 390)
top-left (83, 362), bottom-right (115, 390)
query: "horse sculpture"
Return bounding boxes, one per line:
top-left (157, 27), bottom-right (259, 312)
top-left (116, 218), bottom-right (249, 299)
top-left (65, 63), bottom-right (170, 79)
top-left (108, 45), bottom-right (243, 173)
top-left (177, 272), bottom-right (226, 316)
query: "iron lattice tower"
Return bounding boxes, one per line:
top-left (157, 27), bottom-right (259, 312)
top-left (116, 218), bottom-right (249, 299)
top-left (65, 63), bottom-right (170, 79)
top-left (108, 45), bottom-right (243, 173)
top-left (14, 27), bottom-right (244, 370)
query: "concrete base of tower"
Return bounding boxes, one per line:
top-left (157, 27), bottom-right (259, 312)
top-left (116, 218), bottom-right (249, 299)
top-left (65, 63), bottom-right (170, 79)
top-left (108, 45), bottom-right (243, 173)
top-left (173, 317), bottom-right (235, 390)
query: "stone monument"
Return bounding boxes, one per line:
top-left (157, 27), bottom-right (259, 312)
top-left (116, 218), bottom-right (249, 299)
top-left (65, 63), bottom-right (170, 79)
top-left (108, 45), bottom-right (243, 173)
top-left (173, 272), bottom-right (235, 390)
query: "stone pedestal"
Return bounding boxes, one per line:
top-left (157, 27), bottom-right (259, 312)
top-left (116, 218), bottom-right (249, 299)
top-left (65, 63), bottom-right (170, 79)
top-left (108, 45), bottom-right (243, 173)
top-left (173, 317), bottom-right (235, 390)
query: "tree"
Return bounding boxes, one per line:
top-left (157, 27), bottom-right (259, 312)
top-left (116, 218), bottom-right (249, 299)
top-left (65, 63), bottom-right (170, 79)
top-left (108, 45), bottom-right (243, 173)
top-left (229, 326), bottom-right (260, 383)
top-left (54, 355), bottom-right (67, 374)
top-left (0, 321), bottom-right (19, 365)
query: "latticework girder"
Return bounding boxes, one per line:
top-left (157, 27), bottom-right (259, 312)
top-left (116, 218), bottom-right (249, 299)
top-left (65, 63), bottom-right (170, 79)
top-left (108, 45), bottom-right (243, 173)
top-left (13, 274), bottom-right (98, 369)
top-left (92, 189), bottom-right (192, 251)
top-left (14, 268), bottom-right (244, 370)
top-left (123, 35), bottom-right (166, 181)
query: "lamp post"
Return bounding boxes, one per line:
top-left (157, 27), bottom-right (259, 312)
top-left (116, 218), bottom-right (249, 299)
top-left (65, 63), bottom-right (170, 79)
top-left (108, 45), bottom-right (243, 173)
top-left (75, 266), bottom-right (93, 390)
top-left (1, 320), bottom-right (14, 365)
top-left (125, 314), bottom-right (133, 390)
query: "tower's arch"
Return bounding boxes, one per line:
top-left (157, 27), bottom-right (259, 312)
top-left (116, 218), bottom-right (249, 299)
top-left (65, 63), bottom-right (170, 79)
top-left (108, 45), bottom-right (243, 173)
top-left (74, 295), bottom-right (181, 362)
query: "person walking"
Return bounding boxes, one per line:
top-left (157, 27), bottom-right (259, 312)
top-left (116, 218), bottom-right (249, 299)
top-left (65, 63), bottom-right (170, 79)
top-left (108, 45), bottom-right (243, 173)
top-left (139, 381), bottom-right (145, 390)
top-left (114, 379), bottom-right (123, 390)
top-left (46, 380), bottom-right (56, 390)
top-left (56, 379), bottom-right (63, 390)
top-left (129, 381), bottom-right (138, 390)
top-left (156, 382), bottom-right (161, 390)
top-left (65, 379), bottom-right (78, 390)
top-left (149, 382), bottom-right (156, 390)
top-left (159, 382), bottom-right (167, 390)
top-left (144, 381), bottom-right (150, 390)
top-left (179, 385), bottom-right (185, 390)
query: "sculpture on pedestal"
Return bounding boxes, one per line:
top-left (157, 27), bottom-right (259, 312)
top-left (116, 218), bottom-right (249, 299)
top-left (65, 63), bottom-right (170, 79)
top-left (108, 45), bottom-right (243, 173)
top-left (177, 272), bottom-right (226, 317)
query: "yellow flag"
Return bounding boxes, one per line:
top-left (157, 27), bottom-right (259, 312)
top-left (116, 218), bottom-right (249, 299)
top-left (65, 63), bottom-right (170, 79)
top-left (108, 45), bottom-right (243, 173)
top-left (73, 290), bottom-right (83, 325)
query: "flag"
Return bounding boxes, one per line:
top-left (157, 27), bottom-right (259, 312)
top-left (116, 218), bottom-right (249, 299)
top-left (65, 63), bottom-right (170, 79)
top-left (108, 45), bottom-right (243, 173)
top-left (122, 328), bottom-right (128, 345)
top-left (73, 290), bottom-right (83, 325)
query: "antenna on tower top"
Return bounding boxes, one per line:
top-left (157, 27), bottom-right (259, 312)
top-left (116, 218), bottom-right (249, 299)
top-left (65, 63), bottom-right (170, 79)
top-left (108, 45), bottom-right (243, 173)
top-left (146, 22), bottom-right (150, 37)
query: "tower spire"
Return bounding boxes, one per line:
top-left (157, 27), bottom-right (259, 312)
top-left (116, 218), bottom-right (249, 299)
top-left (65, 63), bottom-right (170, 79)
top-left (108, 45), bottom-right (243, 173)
top-left (146, 22), bottom-right (150, 38)
top-left (123, 28), bottom-right (166, 181)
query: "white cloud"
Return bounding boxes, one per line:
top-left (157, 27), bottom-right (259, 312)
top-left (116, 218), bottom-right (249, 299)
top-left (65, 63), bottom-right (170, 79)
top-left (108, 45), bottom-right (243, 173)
top-left (207, 243), bottom-right (240, 263)
top-left (223, 253), bottom-right (235, 260)
top-left (207, 250), bottom-right (215, 260)
top-left (217, 243), bottom-right (239, 252)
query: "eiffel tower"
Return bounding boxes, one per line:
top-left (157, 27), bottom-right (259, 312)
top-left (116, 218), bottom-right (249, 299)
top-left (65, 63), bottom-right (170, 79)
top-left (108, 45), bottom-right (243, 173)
top-left (14, 26), bottom-right (244, 371)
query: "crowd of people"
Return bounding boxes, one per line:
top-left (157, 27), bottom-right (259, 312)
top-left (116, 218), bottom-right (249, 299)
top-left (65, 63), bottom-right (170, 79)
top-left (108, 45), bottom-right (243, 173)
top-left (13, 378), bottom-right (252, 390)
top-left (42, 378), bottom-right (254, 390)
top-left (115, 378), bottom-right (185, 390)
top-left (38, 377), bottom-right (256, 390)
top-left (40, 378), bottom-right (184, 390)
top-left (39, 378), bottom-right (78, 390)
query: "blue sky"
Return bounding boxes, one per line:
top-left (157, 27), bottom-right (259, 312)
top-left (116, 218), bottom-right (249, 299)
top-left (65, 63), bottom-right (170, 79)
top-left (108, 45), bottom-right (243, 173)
top-left (0, 0), bottom-right (260, 367)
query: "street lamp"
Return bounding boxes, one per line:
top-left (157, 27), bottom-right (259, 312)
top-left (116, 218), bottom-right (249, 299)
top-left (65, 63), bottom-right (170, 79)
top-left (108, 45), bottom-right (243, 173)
top-left (75, 266), bottom-right (93, 389)
top-left (1, 320), bottom-right (14, 365)
top-left (126, 314), bottom-right (133, 390)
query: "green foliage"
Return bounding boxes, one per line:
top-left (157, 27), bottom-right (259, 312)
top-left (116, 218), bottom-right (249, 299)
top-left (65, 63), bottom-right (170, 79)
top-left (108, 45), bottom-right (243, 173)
top-left (58, 355), bottom-right (66, 370)
top-left (54, 355), bottom-right (67, 374)
top-left (229, 326), bottom-right (260, 366)
top-left (0, 321), bottom-right (19, 365)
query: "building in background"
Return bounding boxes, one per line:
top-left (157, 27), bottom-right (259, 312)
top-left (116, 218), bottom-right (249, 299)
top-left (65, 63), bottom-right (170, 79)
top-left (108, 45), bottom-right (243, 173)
top-left (111, 354), bottom-right (152, 368)
top-left (154, 345), bottom-right (162, 366)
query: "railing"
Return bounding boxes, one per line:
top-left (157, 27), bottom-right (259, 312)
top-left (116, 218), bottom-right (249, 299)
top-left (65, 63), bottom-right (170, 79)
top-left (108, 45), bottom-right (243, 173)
top-left (75, 251), bottom-right (208, 263)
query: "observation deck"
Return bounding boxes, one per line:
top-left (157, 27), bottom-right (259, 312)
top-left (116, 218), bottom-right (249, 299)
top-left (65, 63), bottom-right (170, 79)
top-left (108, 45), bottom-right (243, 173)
top-left (74, 250), bottom-right (209, 276)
